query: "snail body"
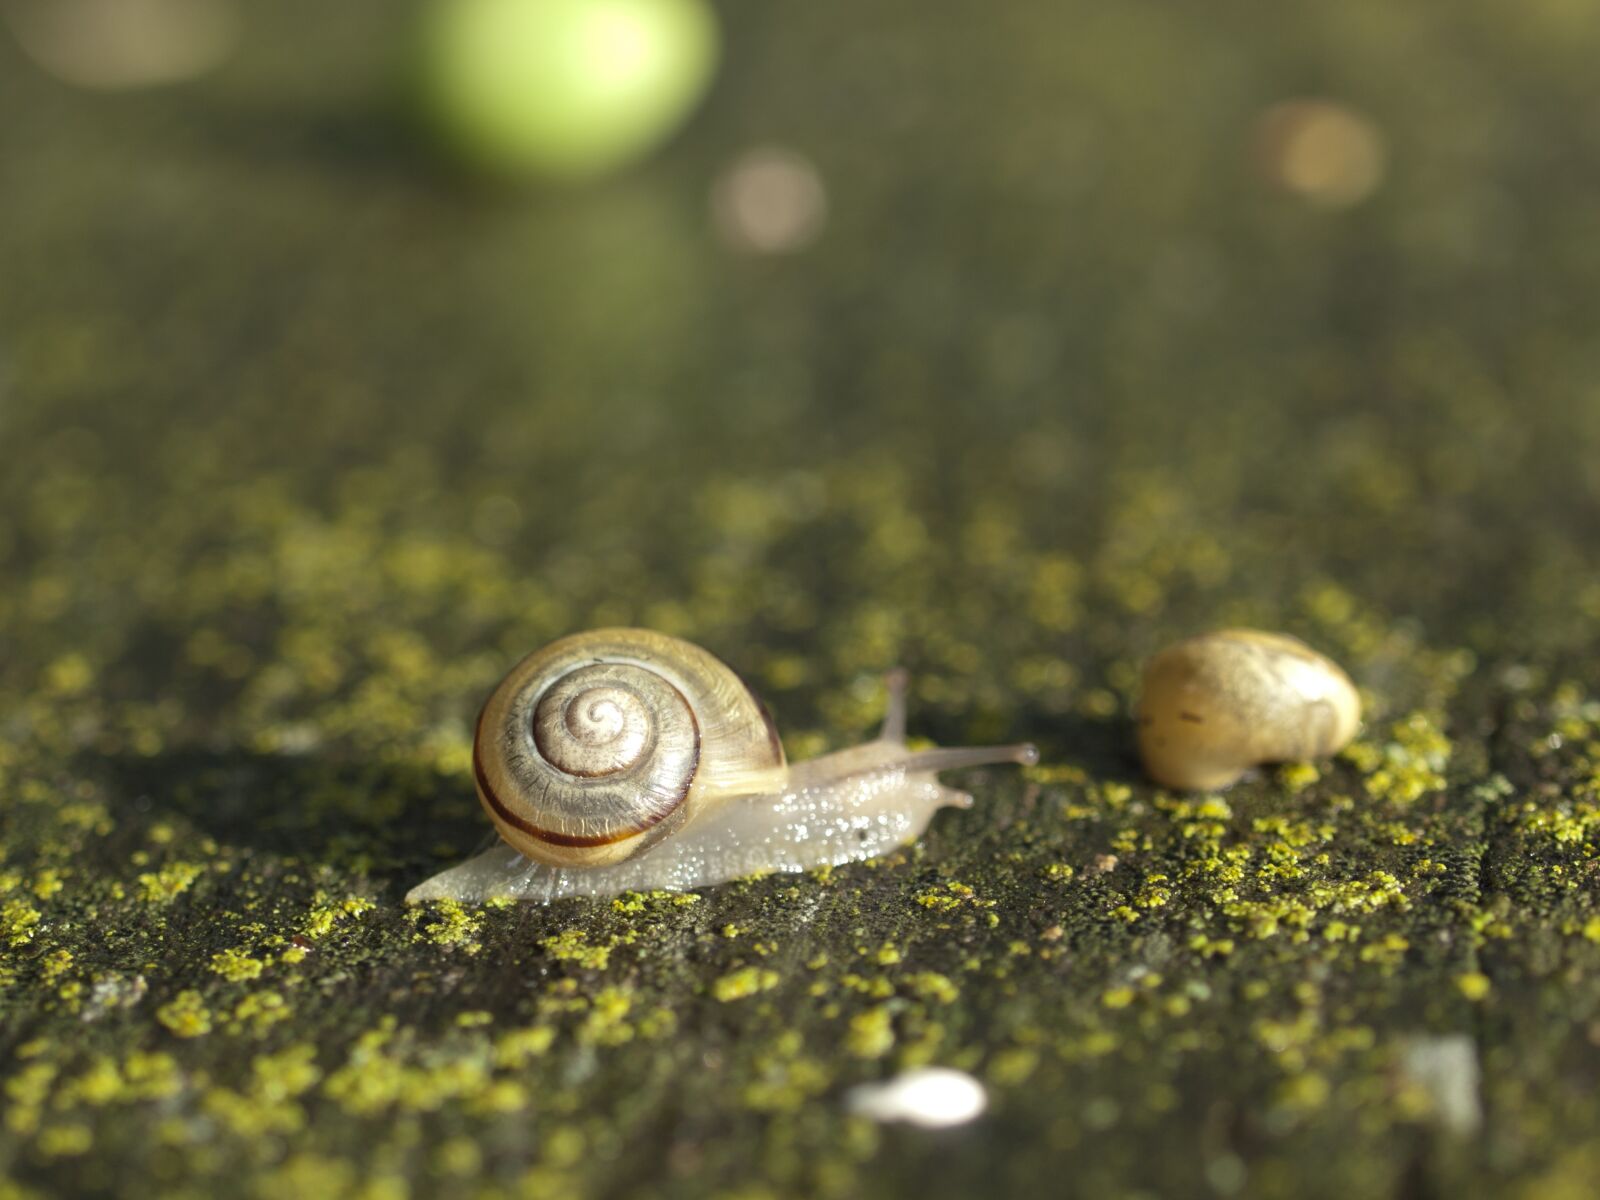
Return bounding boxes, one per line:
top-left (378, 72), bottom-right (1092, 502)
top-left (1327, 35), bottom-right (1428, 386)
top-left (1136, 629), bottom-right (1360, 791)
top-left (408, 629), bottom-right (1036, 902)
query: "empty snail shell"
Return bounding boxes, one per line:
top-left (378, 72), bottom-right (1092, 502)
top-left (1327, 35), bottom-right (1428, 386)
top-left (1136, 629), bottom-right (1360, 791)
top-left (407, 628), bottom-right (1037, 902)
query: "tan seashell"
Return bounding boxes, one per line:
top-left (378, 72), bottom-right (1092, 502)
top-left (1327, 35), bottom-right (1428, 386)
top-left (1137, 629), bottom-right (1360, 791)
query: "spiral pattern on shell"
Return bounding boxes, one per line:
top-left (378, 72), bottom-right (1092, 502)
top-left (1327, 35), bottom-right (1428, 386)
top-left (501, 660), bottom-right (699, 842)
top-left (472, 628), bottom-right (786, 868)
top-left (534, 670), bottom-right (656, 777)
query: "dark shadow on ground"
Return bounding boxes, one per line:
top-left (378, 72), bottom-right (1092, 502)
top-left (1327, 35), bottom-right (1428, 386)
top-left (90, 748), bottom-right (483, 896)
top-left (1032, 712), bottom-right (1142, 783)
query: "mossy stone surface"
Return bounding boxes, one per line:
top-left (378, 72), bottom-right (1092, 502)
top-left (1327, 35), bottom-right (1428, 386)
top-left (4, 1), bottom-right (1600, 1197)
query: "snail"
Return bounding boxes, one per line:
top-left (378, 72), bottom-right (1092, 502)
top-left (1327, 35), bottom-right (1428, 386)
top-left (407, 629), bottom-right (1038, 902)
top-left (1136, 629), bottom-right (1360, 791)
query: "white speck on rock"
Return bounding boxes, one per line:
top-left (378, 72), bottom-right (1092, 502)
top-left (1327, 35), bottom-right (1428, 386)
top-left (844, 1067), bottom-right (988, 1128)
top-left (1400, 1033), bottom-right (1481, 1135)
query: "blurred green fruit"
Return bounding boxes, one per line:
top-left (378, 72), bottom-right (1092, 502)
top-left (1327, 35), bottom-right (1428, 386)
top-left (415, 0), bottom-right (721, 182)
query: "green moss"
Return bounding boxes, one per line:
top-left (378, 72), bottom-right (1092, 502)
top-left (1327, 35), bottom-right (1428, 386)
top-left (578, 986), bottom-right (635, 1045)
top-left (988, 1047), bottom-right (1040, 1086)
top-left (1343, 711), bottom-right (1453, 805)
top-left (229, 991), bottom-right (293, 1036)
top-left (713, 967), bottom-right (781, 1002)
top-left (538, 926), bottom-right (633, 969)
top-left (135, 862), bottom-right (206, 905)
top-left (2, 899), bottom-right (42, 947)
top-left (410, 900), bottom-right (483, 951)
top-left (493, 1026), bottom-right (556, 1068)
top-left (154, 992), bottom-right (213, 1039)
top-left (906, 972), bottom-right (959, 1005)
top-left (844, 1007), bottom-right (895, 1059)
top-left (209, 948), bottom-right (267, 983)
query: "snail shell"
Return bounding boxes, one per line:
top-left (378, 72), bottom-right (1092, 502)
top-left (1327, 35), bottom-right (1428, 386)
top-left (1136, 629), bottom-right (1360, 791)
top-left (409, 629), bottom-right (1037, 903)
top-left (472, 628), bottom-right (785, 869)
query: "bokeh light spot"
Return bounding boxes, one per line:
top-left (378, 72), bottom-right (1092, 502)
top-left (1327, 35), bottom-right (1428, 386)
top-left (1255, 99), bottom-right (1387, 209)
top-left (711, 147), bottom-right (829, 255)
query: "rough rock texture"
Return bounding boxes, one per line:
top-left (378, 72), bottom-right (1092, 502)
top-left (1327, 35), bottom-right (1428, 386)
top-left (4, 2), bottom-right (1600, 1197)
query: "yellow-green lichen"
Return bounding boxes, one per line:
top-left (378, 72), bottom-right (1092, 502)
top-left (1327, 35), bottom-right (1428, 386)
top-left (539, 927), bottom-right (635, 969)
top-left (2, 899), bottom-right (42, 946)
top-left (155, 991), bottom-right (213, 1038)
top-left (410, 899), bottom-right (482, 952)
top-left (136, 861), bottom-right (205, 904)
top-left (845, 1007), bottom-right (895, 1059)
top-left (210, 948), bottom-right (267, 982)
top-left (713, 967), bottom-right (781, 1002)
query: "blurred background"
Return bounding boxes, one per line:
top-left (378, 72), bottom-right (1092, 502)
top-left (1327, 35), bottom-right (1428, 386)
top-left (5, 1), bottom-right (1600, 1197)
top-left (6, 0), bottom-right (1599, 732)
